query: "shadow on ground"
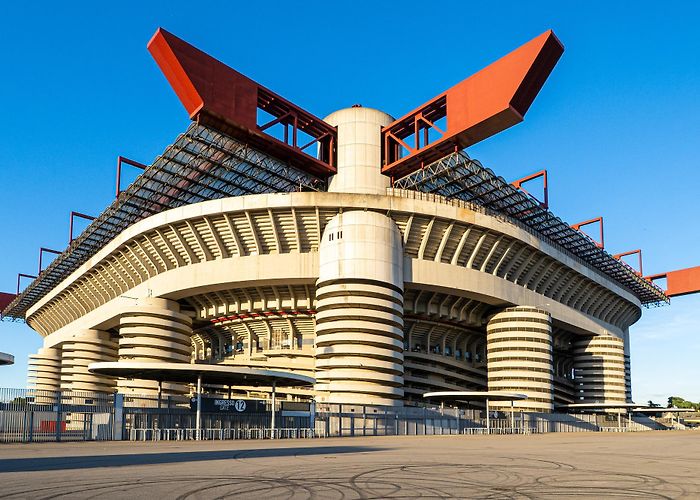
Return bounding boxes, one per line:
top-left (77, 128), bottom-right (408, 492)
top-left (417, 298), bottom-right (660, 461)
top-left (0, 445), bottom-right (381, 473)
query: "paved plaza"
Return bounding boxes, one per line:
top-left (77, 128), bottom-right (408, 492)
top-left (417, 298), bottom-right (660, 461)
top-left (1, 431), bottom-right (699, 498)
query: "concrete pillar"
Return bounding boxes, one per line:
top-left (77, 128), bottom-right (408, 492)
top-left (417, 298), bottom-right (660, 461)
top-left (117, 298), bottom-right (193, 397)
top-left (315, 210), bottom-right (405, 406)
top-left (60, 330), bottom-right (118, 393)
top-left (28, 346), bottom-right (61, 404)
top-left (623, 329), bottom-right (632, 402)
top-left (486, 306), bottom-right (554, 412)
top-left (573, 334), bottom-right (627, 404)
top-left (324, 106), bottom-right (394, 195)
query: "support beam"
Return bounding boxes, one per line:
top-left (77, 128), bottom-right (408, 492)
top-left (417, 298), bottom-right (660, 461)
top-left (116, 156), bottom-right (147, 198)
top-left (614, 249), bottom-right (643, 277)
top-left (69, 212), bottom-right (96, 243)
top-left (511, 170), bottom-right (548, 208)
top-left (38, 248), bottom-right (62, 274)
top-left (647, 266), bottom-right (700, 298)
top-left (147, 28), bottom-right (336, 178)
top-left (571, 217), bottom-right (604, 249)
top-left (382, 30), bottom-right (563, 178)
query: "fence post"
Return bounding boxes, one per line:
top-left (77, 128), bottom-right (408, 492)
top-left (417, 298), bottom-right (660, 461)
top-left (29, 410), bottom-right (34, 443)
top-left (113, 393), bottom-right (124, 441)
top-left (310, 401), bottom-right (316, 437)
top-left (55, 391), bottom-right (62, 442)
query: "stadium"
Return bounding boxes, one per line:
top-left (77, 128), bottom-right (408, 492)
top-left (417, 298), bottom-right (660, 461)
top-left (0, 28), bottom-right (676, 415)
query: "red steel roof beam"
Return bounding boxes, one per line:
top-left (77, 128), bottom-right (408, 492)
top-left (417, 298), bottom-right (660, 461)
top-left (116, 156), bottom-right (148, 198)
top-left (382, 30), bottom-right (564, 179)
top-left (147, 28), bottom-right (336, 178)
top-left (0, 292), bottom-right (17, 313)
top-left (512, 169), bottom-right (548, 208)
top-left (69, 211), bottom-right (96, 243)
top-left (613, 249), bottom-right (643, 277)
top-left (38, 248), bottom-right (62, 275)
top-left (571, 217), bottom-right (604, 249)
top-left (16, 273), bottom-right (37, 295)
top-left (646, 266), bottom-right (700, 298)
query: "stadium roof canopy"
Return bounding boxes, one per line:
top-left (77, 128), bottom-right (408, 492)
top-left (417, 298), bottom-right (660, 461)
top-left (394, 152), bottom-right (667, 306)
top-left (1, 124), bottom-right (668, 320)
top-left (2, 124), bottom-right (324, 320)
top-left (1, 29), bottom-right (668, 320)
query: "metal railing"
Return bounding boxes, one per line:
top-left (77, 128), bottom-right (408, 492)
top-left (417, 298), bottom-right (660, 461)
top-left (0, 388), bottom-right (678, 443)
top-left (129, 427), bottom-right (316, 441)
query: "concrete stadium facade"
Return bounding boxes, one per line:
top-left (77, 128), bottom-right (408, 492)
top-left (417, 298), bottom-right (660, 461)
top-left (19, 105), bottom-right (648, 412)
top-left (4, 29), bottom-right (667, 414)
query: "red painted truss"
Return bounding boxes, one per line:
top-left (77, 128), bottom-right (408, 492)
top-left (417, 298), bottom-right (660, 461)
top-left (647, 266), bottom-right (700, 298)
top-left (382, 30), bottom-right (564, 179)
top-left (148, 28), bottom-right (336, 178)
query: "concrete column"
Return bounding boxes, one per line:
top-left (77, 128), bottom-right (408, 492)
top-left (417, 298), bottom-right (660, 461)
top-left (60, 329), bottom-right (118, 393)
top-left (315, 210), bottom-right (405, 406)
top-left (324, 106), bottom-right (394, 195)
top-left (573, 334), bottom-right (627, 404)
top-left (28, 346), bottom-right (62, 403)
top-left (117, 298), bottom-right (193, 397)
top-left (623, 330), bottom-right (632, 403)
top-left (486, 306), bottom-right (554, 412)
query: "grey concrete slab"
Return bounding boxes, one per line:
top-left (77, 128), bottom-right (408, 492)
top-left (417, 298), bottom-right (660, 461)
top-left (0, 431), bottom-right (699, 498)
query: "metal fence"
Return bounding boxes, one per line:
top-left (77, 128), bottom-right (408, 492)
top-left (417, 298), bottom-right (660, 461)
top-left (0, 388), bottom-right (673, 443)
top-left (0, 388), bottom-right (115, 443)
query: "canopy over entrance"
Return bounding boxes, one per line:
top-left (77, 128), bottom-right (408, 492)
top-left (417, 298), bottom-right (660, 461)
top-left (89, 361), bottom-right (314, 440)
top-left (423, 391), bottom-right (528, 403)
top-left (0, 352), bottom-right (13, 366)
top-left (88, 361), bottom-right (314, 387)
top-left (559, 402), bottom-right (639, 412)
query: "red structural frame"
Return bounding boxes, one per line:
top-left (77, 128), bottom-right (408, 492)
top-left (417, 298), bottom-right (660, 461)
top-left (148, 28), bottom-right (336, 178)
top-left (647, 266), bottom-right (700, 298)
top-left (16, 273), bottom-right (36, 295)
top-left (0, 292), bottom-right (16, 312)
top-left (116, 156), bottom-right (148, 198)
top-left (614, 249), bottom-right (643, 277)
top-left (512, 170), bottom-right (548, 208)
top-left (381, 30), bottom-right (564, 179)
top-left (571, 217), bottom-right (604, 249)
top-left (69, 212), bottom-right (96, 243)
top-left (38, 248), bottom-right (61, 274)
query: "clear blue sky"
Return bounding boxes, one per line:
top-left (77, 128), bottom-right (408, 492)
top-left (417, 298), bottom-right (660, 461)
top-left (1, 1), bottom-right (698, 405)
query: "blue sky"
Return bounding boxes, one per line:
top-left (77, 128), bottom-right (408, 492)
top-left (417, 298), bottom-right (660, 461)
top-left (0, 1), bottom-right (698, 405)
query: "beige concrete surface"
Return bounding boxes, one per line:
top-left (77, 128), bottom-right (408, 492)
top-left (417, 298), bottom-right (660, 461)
top-left (0, 432), bottom-right (698, 499)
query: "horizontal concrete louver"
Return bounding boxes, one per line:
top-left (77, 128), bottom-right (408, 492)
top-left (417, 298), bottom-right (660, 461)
top-left (487, 307), bottom-right (554, 412)
top-left (60, 330), bottom-right (117, 393)
top-left (116, 298), bottom-right (193, 397)
top-left (28, 346), bottom-right (62, 404)
top-left (573, 334), bottom-right (627, 404)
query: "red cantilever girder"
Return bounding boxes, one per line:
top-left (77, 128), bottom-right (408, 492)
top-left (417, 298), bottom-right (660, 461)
top-left (148, 28), bottom-right (336, 178)
top-left (646, 266), bottom-right (700, 298)
top-left (382, 30), bottom-right (564, 179)
top-left (0, 292), bottom-right (15, 312)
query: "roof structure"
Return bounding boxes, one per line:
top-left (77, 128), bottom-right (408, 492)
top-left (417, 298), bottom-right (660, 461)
top-left (1, 28), bottom-right (668, 320)
top-left (1, 124), bottom-right (324, 320)
top-left (393, 152), bottom-right (668, 305)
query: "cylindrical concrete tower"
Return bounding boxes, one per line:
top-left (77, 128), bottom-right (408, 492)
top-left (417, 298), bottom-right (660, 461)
top-left (28, 346), bottom-right (61, 403)
top-left (573, 334), bottom-right (627, 403)
top-left (324, 106), bottom-right (394, 195)
top-left (315, 210), bottom-right (405, 406)
top-left (60, 330), bottom-right (118, 393)
top-left (117, 298), bottom-right (193, 397)
top-left (487, 306), bottom-right (554, 412)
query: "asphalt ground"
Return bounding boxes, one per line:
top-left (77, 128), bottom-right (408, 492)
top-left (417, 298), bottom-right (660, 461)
top-left (0, 431), bottom-right (698, 499)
